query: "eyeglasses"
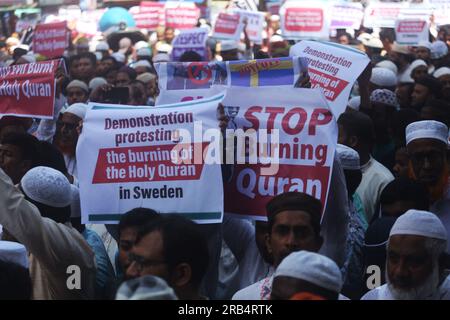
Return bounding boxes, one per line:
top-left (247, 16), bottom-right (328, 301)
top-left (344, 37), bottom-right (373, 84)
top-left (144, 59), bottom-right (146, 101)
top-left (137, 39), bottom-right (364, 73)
top-left (128, 252), bottom-right (166, 272)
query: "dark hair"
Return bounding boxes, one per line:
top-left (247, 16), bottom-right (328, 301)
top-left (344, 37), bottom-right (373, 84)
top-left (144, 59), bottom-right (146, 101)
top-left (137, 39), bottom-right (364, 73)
top-left (391, 109), bottom-right (420, 146)
top-left (38, 141), bottom-right (68, 175)
top-left (421, 98), bottom-right (450, 127)
top-left (379, 28), bottom-right (396, 43)
top-left (118, 208), bottom-right (160, 237)
top-left (0, 260), bottom-right (32, 300)
top-left (266, 192), bottom-right (322, 238)
top-left (337, 111), bottom-right (375, 145)
top-left (118, 66), bottom-right (137, 81)
top-left (137, 215), bottom-right (209, 288)
top-left (23, 192), bottom-right (71, 224)
top-left (1, 132), bottom-right (41, 168)
top-left (101, 56), bottom-right (119, 70)
top-left (416, 75), bottom-right (443, 98)
top-left (179, 50), bottom-right (203, 62)
top-left (380, 177), bottom-right (430, 210)
top-left (69, 54), bottom-right (80, 67)
top-left (78, 52), bottom-right (97, 66)
top-left (255, 50), bottom-right (270, 59)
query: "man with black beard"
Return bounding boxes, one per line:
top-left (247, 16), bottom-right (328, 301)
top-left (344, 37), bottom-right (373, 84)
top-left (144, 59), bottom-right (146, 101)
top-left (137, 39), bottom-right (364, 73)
top-left (362, 210), bottom-right (450, 300)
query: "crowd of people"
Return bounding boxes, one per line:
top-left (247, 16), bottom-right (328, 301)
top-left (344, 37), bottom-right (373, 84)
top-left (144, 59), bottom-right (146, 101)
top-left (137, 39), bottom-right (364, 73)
top-left (0, 1), bottom-right (450, 301)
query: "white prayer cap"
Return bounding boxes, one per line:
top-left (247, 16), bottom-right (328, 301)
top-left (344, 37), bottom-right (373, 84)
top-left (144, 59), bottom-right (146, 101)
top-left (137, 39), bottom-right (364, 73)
top-left (134, 41), bottom-right (149, 51)
top-left (434, 67), bottom-right (450, 79)
top-left (0, 241), bottom-right (28, 269)
top-left (336, 144), bottom-right (360, 170)
top-left (390, 209), bottom-right (447, 241)
top-left (152, 53), bottom-right (170, 63)
top-left (131, 60), bottom-right (152, 69)
top-left (398, 71), bottom-right (414, 84)
top-left (220, 40), bottom-right (239, 51)
top-left (89, 77), bottom-right (107, 91)
top-left (270, 15), bottom-right (280, 22)
top-left (370, 67), bottom-right (397, 87)
top-left (119, 37), bottom-right (132, 49)
top-left (391, 42), bottom-right (412, 55)
top-left (363, 36), bottom-right (383, 49)
top-left (270, 35), bottom-right (284, 43)
top-left (64, 102), bottom-right (88, 120)
top-left (136, 72), bottom-right (156, 84)
top-left (430, 41), bottom-right (448, 59)
top-left (375, 60), bottom-right (398, 76)
top-left (410, 59), bottom-right (428, 72)
top-left (417, 41), bottom-right (432, 50)
top-left (95, 41), bottom-right (109, 51)
top-left (21, 166), bottom-right (73, 208)
top-left (406, 120), bottom-right (449, 145)
top-left (370, 89), bottom-right (400, 109)
top-left (94, 52), bottom-right (102, 61)
top-left (155, 42), bottom-right (172, 54)
top-left (70, 185), bottom-right (81, 219)
top-left (274, 251), bottom-right (343, 293)
top-left (347, 96), bottom-right (361, 111)
top-left (111, 52), bottom-right (126, 63)
top-left (116, 275), bottom-right (178, 300)
top-left (137, 47), bottom-right (152, 57)
top-left (66, 79), bottom-right (89, 93)
top-left (21, 53), bottom-right (36, 64)
top-left (357, 32), bottom-right (372, 43)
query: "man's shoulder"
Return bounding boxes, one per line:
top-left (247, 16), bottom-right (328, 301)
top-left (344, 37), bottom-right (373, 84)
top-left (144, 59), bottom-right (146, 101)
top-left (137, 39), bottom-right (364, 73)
top-left (231, 278), bottom-right (267, 300)
top-left (366, 159), bottom-right (394, 181)
top-left (360, 284), bottom-right (388, 300)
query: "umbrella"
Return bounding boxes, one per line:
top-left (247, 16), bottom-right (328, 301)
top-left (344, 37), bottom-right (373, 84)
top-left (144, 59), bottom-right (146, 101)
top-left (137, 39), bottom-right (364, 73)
top-left (106, 29), bottom-right (147, 52)
top-left (99, 7), bottom-right (136, 32)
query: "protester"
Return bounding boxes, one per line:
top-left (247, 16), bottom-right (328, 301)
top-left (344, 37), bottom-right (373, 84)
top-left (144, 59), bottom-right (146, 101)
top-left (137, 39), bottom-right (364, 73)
top-left (65, 80), bottom-right (89, 106)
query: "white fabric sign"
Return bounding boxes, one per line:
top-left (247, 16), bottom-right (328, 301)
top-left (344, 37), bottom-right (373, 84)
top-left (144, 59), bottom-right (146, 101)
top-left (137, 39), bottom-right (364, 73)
top-left (395, 19), bottom-right (430, 45)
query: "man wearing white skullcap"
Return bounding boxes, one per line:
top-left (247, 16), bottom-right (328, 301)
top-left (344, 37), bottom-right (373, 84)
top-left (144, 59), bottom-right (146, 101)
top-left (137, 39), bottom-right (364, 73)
top-left (271, 251), bottom-right (344, 300)
top-left (131, 60), bottom-right (152, 75)
top-left (88, 77), bottom-right (107, 92)
top-left (362, 210), bottom-right (450, 300)
top-left (405, 120), bottom-right (450, 252)
top-left (415, 41), bottom-right (434, 74)
top-left (409, 59), bottom-right (429, 82)
top-left (370, 68), bottom-right (397, 93)
top-left (0, 166), bottom-right (96, 299)
top-left (152, 53), bottom-right (170, 63)
top-left (111, 52), bottom-right (126, 64)
top-left (430, 41), bottom-right (449, 70)
top-left (390, 43), bottom-right (414, 83)
top-left (433, 67), bottom-right (450, 101)
top-left (375, 60), bottom-right (398, 76)
top-left (66, 80), bottom-right (89, 106)
top-left (116, 275), bottom-right (178, 300)
top-left (95, 41), bottom-right (110, 59)
top-left (136, 47), bottom-right (152, 60)
top-left (347, 96), bottom-right (361, 111)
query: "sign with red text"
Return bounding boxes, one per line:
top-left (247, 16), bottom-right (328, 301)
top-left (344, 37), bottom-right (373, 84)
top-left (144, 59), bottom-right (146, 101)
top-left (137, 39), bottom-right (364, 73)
top-left (222, 87), bottom-right (337, 220)
top-left (280, 1), bottom-right (330, 40)
top-left (129, 2), bottom-right (165, 30)
top-left (0, 60), bottom-right (59, 119)
top-left (165, 3), bottom-right (201, 30)
top-left (330, 1), bottom-right (364, 30)
top-left (363, 1), bottom-right (408, 28)
top-left (77, 94), bottom-right (225, 224)
top-left (32, 21), bottom-right (69, 58)
top-left (290, 40), bottom-right (370, 117)
top-left (213, 12), bottom-right (244, 41)
top-left (171, 28), bottom-right (209, 62)
top-left (395, 19), bottom-right (429, 45)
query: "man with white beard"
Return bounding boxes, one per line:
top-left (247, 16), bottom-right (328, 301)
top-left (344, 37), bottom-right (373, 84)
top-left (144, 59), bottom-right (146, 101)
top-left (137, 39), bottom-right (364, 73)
top-left (361, 210), bottom-right (450, 300)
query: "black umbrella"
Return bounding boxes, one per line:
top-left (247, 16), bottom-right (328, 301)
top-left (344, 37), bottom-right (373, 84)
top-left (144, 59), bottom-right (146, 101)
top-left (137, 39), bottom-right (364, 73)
top-left (106, 28), bottom-right (147, 52)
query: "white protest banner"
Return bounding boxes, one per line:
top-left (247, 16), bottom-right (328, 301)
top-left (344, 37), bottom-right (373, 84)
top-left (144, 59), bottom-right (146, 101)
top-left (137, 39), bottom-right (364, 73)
top-left (290, 40), bottom-right (370, 118)
top-left (221, 87), bottom-right (337, 220)
top-left (330, 1), bottom-right (364, 30)
top-left (232, 9), bottom-right (266, 44)
top-left (213, 12), bottom-right (244, 41)
top-left (171, 28), bottom-right (209, 62)
top-left (280, 0), bottom-right (330, 40)
top-left (395, 19), bottom-right (429, 46)
top-left (77, 95), bottom-right (226, 224)
top-left (129, 2), bottom-right (165, 31)
top-left (429, 0), bottom-right (450, 25)
top-left (165, 1), bottom-right (201, 30)
top-left (363, 1), bottom-right (408, 28)
top-left (156, 86), bottom-right (227, 105)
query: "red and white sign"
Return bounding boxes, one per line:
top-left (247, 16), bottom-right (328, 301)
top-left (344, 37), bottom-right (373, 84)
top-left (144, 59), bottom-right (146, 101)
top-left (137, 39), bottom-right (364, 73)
top-left (363, 1), bottom-right (408, 28)
top-left (222, 87), bottom-right (337, 220)
top-left (290, 41), bottom-right (370, 118)
top-left (129, 2), bottom-right (165, 31)
top-left (32, 21), bottom-right (69, 58)
top-left (395, 19), bottom-right (429, 45)
top-left (330, 1), bottom-right (364, 30)
top-left (165, 4), bottom-right (201, 30)
top-left (280, 1), bottom-right (330, 40)
top-left (0, 60), bottom-right (59, 119)
top-left (213, 12), bottom-right (244, 41)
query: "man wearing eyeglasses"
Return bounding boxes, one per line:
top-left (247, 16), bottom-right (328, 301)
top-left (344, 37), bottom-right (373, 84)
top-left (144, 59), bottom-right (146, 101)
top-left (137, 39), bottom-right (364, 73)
top-left (406, 120), bottom-right (450, 253)
top-left (125, 215), bottom-right (209, 300)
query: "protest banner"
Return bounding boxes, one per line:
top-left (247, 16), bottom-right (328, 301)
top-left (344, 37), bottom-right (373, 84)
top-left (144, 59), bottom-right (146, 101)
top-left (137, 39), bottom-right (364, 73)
top-left (363, 1), bottom-right (408, 28)
top-left (280, 1), bottom-right (330, 40)
top-left (156, 86), bottom-right (227, 105)
top-left (0, 60), bottom-right (59, 119)
top-left (395, 19), bottom-right (429, 46)
top-left (129, 2), bottom-right (165, 30)
top-left (165, 3), bottom-right (201, 30)
top-left (266, 0), bottom-right (282, 15)
top-left (232, 9), bottom-right (266, 44)
top-left (221, 87), bottom-right (337, 220)
top-left (212, 12), bottom-right (244, 41)
top-left (171, 28), bottom-right (209, 62)
top-left (290, 40), bottom-right (370, 117)
top-left (330, 1), bottom-right (364, 30)
top-left (77, 94), bottom-right (226, 224)
top-left (32, 21), bottom-right (68, 58)
top-left (429, 0), bottom-right (450, 25)
top-left (230, 0), bottom-right (259, 12)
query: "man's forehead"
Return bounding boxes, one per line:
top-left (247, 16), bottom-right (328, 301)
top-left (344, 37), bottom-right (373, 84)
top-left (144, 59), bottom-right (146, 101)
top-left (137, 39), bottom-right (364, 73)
top-left (407, 138), bottom-right (446, 152)
top-left (388, 234), bottom-right (429, 253)
top-left (273, 210), bottom-right (313, 226)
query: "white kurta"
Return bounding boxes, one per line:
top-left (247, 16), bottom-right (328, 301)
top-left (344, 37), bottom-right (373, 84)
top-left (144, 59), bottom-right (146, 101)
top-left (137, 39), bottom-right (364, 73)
top-left (430, 184), bottom-right (450, 253)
